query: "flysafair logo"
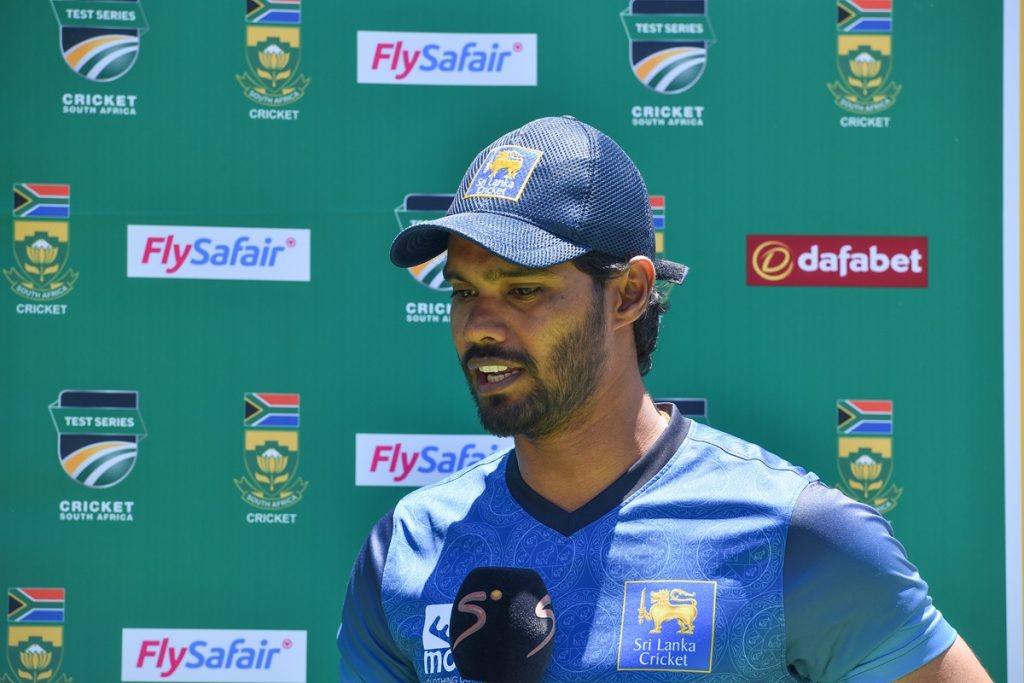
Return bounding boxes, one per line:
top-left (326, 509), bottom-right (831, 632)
top-left (236, 393), bottom-right (307, 520)
top-left (617, 580), bottom-right (717, 673)
top-left (356, 31), bottom-right (538, 86)
top-left (836, 399), bottom-right (902, 514)
top-left (237, 0), bottom-right (310, 108)
top-left (355, 434), bottom-right (513, 487)
top-left (50, 0), bottom-right (148, 81)
top-left (49, 390), bottom-right (146, 489)
top-left (5, 183), bottom-right (78, 306)
top-left (5, 588), bottom-right (71, 683)
top-left (620, 1), bottom-right (715, 94)
top-left (126, 225), bottom-right (311, 281)
top-left (394, 194), bottom-right (454, 291)
top-left (121, 628), bottom-right (307, 682)
top-left (827, 1), bottom-right (900, 117)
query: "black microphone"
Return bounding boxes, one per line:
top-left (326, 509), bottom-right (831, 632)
top-left (449, 566), bottom-right (555, 683)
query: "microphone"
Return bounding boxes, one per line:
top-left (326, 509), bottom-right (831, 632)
top-left (449, 567), bottom-right (555, 683)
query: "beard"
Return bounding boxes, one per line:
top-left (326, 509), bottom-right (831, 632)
top-left (461, 290), bottom-right (607, 441)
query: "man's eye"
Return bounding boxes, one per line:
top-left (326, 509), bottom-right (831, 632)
top-left (450, 288), bottom-right (475, 299)
top-left (510, 287), bottom-right (540, 297)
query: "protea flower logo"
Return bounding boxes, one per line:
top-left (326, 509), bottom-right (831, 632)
top-left (49, 0), bottom-right (148, 82)
top-left (394, 194), bottom-right (455, 291)
top-left (5, 183), bottom-right (78, 302)
top-left (836, 399), bottom-right (902, 514)
top-left (48, 390), bottom-right (147, 489)
top-left (620, 0), bottom-right (715, 95)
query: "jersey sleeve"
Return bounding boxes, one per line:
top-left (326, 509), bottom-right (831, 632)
top-left (337, 511), bottom-right (418, 682)
top-left (783, 483), bottom-right (957, 682)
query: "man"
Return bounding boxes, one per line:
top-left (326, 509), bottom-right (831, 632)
top-left (338, 116), bottom-right (989, 681)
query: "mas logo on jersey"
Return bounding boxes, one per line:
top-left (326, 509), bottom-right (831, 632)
top-left (827, 1), bottom-right (900, 119)
top-left (395, 194), bottom-right (455, 292)
top-left (618, 580), bottom-right (717, 673)
top-left (4, 588), bottom-right (71, 683)
top-left (50, 0), bottom-right (148, 82)
top-left (237, 0), bottom-right (310, 113)
top-left (620, 1), bottom-right (714, 95)
top-left (836, 399), bottom-right (902, 514)
top-left (5, 184), bottom-right (78, 308)
top-left (420, 604), bottom-right (456, 677)
top-left (236, 393), bottom-right (307, 519)
top-left (49, 390), bottom-right (146, 489)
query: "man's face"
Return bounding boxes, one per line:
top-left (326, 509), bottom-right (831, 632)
top-left (443, 236), bottom-right (609, 440)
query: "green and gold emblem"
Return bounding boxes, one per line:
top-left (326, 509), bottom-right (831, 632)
top-left (235, 393), bottom-right (306, 510)
top-left (828, 35), bottom-right (900, 114)
top-left (237, 14), bottom-right (309, 107)
top-left (837, 437), bottom-right (903, 514)
top-left (5, 183), bottom-right (78, 301)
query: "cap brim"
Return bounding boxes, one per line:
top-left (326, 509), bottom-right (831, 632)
top-left (389, 211), bottom-right (589, 269)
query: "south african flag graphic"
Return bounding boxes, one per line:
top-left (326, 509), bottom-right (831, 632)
top-left (621, 0), bottom-right (716, 95)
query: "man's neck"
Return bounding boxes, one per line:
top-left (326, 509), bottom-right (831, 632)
top-left (512, 379), bottom-right (667, 513)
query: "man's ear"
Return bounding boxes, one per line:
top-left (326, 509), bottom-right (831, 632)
top-left (611, 256), bottom-right (655, 330)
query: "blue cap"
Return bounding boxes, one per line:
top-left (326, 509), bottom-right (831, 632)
top-left (389, 116), bottom-right (688, 283)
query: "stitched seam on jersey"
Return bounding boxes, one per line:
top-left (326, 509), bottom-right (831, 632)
top-left (686, 426), bottom-right (817, 482)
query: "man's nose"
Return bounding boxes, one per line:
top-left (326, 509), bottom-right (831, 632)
top-left (459, 296), bottom-right (508, 346)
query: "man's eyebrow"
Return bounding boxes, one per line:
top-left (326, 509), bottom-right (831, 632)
top-left (443, 266), bottom-right (556, 283)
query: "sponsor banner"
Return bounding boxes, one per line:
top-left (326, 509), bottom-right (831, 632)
top-left (746, 235), bottom-right (927, 287)
top-left (355, 434), bottom-right (513, 487)
top-left (121, 629), bottom-right (306, 682)
top-left (126, 225), bottom-right (310, 282)
top-left (356, 31), bottom-right (537, 86)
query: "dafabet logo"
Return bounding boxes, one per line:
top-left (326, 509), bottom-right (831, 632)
top-left (747, 235), bottom-right (927, 287)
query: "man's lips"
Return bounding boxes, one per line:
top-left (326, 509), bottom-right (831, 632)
top-left (466, 359), bottom-right (524, 394)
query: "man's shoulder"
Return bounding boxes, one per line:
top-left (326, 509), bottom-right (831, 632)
top-left (392, 448), bottom-right (510, 520)
top-left (683, 421), bottom-right (819, 483)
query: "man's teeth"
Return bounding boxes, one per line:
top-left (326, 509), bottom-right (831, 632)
top-left (478, 365), bottom-right (517, 383)
top-left (479, 365), bottom-right (509, 373)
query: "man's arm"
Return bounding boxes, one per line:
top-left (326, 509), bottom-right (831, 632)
top-left (337, 512), bottom-right (418, 682)
top-left (895, 636), bottom-right (991, 682)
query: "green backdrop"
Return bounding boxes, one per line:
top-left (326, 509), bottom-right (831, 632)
top-left (0, 0), bottom-right (1007, 681)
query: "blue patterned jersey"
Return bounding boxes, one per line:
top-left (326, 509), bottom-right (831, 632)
top-left (338, 408), bottom-right (955, 682)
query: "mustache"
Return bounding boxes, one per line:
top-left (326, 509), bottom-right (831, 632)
top-left (461, 345), bottom-right (537, 373)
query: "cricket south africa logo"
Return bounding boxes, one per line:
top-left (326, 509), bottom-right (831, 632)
top-left (237, 0), bottom-right (310, 108)
top-left (5, 588), bottom-right (71, 683)
top-left (618, 580), bottom-right (717, 673)
top-left (5, 184), bottom-right (78, 303)
top-left (50, 0), bottom-right (148, 81)
top-left (827, 1), bottom-right (900, 115)
top-left (236, 393), bottom-right (307, 516)
top-left (621, 0), bottom-right (715, 94)
top-left (836, 399), bottom-right (902, 514)
top-left (49, 390), bottom-right (147, 489)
